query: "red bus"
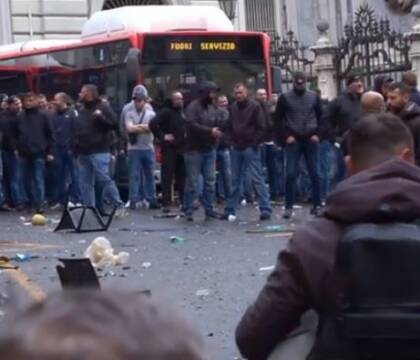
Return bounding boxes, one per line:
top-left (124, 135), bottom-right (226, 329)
top-left (0, 6), bottom-right (275, 111)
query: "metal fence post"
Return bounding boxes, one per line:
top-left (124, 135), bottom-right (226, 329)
top-left (310, 21), bottom-right (337, 101)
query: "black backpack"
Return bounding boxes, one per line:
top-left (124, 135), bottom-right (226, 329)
top-left (321, 223), bottom-right (420, 360)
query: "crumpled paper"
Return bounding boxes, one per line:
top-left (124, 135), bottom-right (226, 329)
top-left (84, 237), bottom-right (129, 267)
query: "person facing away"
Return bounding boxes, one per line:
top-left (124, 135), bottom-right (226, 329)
top-left (275, 72), bottom-right (323, 219)
top-left (13, 92), bottom-right (55, 214)
top-left (183, 81), bottom-right (222, 222)
top-left (402, 70), bottom-right (420, 107)
top-left (0, 289), bottom-right (205, 360)
top-left (373, 75), bottom-right (393, 101)
top-left (125, 84), bottom-right (160, 210)
top-left (236, 112), bottom-right (420, 360)
top-left (149, 91), bottom-right (186, 213)
top-left (73, 84), bottom-right (122, 210)
top-left (387, 82), bottom-right (420, 164)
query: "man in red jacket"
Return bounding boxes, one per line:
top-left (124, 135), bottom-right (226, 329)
top-left (236, 112), bottom-right (420, 360)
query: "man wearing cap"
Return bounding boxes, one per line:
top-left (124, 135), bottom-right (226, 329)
top-left (183, 81), bottom-right (223, 221)
top-left (125, 85), bottom-right (160, 210)
top-left (322, 73), bottom-right (364, 187)
top-left (275, 72), bottom-right (323, 219)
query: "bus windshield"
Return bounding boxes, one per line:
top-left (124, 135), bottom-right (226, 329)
top-left (142, 34), bottom-right (267, 105)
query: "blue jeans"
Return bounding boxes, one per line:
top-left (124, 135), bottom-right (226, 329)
top-left (2, 151), bottom-right (23, 206)
top-left (263, 144), bottom-right (284, 199)
top-left (331, 146), bottom-right (347, 189)
top-left (319, 141), bottom-right (336, 202)
top-left (19, 156), bottom-right (46, 210)
top-left (52, 149), bottom-right (81, 204)
top-left (285, 139), bottom-right (321, 209)
top-left (216, 149), bottom-right (232, 200)
top-left (225, 147), bottom-right (272, 215)
top-left (78, 153), bottom-right (121, 207)
top-left (128, 149), bottom-right (156, 204)
top-left (184, 150), bottom-right (216, 216)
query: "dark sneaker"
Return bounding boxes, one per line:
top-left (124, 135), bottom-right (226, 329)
top-left (149, 202), bottom-right (161, 210)
top-left (185, 214), bottom-right (194, 222)
top-left (162, 207), bottom-right (171, 214)
top-left (129, 201), bottom-right (137, 210)
top-left (259, 212), bottom-right (271, 221)
top-left (310, 206), bottom-right (323, 217)
top-left (283, 208), bottom-right (293, 219)
top-left (205, 211), bottom-right (222, 220)
top-left (35, 208), bottom-right (45, 215)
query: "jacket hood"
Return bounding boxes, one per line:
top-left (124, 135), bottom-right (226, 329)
top-left (399, 102), bottom-right (420, 120)
top-left (325, 159), bottom-right (420, 224)
top-left (373, 75), bottom-right (393, 94)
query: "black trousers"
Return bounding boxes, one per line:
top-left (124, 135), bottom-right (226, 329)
top-left (161, 146), bottom-right (185, 207)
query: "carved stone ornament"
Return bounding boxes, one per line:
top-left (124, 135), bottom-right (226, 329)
top-left (385, 0), bottom-right (416, 14)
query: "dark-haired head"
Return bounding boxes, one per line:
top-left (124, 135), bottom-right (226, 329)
top-left (80, 84), bottom-right (99, 103)
top-left (387, 81), bottom-right (411, 113)
top-left (347, 113), bottom-right (414, 175)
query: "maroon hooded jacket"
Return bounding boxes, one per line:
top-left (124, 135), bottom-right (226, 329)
top-left (236, 159), bottom-right (420, 360)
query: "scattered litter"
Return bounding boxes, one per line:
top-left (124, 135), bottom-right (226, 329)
top-left (122, 266), bottom-right (131, 270)
top-left (48, 218), bottom-right (60, 225)
top-left (13, 253), bottom-right (40, 262)
top-left (0, 256), bottom-right (18, 270)
top-left (154, 213), bottom-right (184, 219)
top-left (259, 265), bottom-right (275, 272)
top-left (84, 237), bottom-right (130, 267)
top-left (246, 224), bottom-right (294, 234)
top-left (228, 215), bottom-right (237, 222)
top-left (170, 236), bottom-right (185, 244)
top-left (207, 332), bottom-right (214, 337)
top-left (78, 239), bottom-right (87, 244)
top-left (31, 214), bottom-right (47, 226)
top-left (196, 289), bottom-right (211, 297)
top-left (142, 262), bottom-right (152, 269)
top-left (241, 199), bottom-right (247, 206)
top-left (19, 216), bottom-right (26, 221)
top-left (23, 222), bottom-right (32, 226)
top-left (264, 232), bottom-right (294, 238)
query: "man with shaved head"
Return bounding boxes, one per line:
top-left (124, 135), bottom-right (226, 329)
top-left (361, 91), bottom-right (385, 114)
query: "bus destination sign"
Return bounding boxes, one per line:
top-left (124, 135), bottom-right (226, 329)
top-left (143, 35), bottom-right (264, 62)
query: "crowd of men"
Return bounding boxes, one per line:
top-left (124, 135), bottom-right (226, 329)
top-left (2, 72), bottom-right (420, 358)
top-left (1, 70), bottom-right (420, 221)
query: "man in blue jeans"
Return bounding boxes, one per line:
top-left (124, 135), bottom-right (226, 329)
top-left (223, 83), bottom-right (272, 221)
top-left (50, 92), bottom-right (81, 207)
top-left (73, 85), bottom-right (123, 212)
top-left (184, 81), bottom-right (223, 222)
top-left (125, 85), bottom-right (160, 210)
top-left (276, 73), bottom-right (323, 219)
top-left (14, 93), bottom-right (55, 214)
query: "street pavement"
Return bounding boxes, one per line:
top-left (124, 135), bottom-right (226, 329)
top-left (0, 203), bottom-right (312, 359)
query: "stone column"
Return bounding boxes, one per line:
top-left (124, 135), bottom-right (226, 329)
top-left (409, 6), bottom-right (420, 87)
top-left (310, 21), bottom-right (338, 101)
top-left (0, 0), bottom-right (13, 45)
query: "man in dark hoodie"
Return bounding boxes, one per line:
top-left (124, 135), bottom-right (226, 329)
top-left (149, 91), bottom-right (185, 213)
top-left (183, 81), bottom-right (222, 221)
top-left (387, 82), bottom-right (420, 164)
top-left (14, 92), bottom-right (54, 213)
top-left (73, 85), bottom-right (122, 210)
top-left (236, 112), bottom-right (420, 360)
top-left (223, 83), bottom-right (272, 221)
top-left (50, 92), bottom-right (80, 207)
top-left (276, 72), bottom-right (323, 219)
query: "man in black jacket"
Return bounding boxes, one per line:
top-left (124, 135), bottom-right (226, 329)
top-left (387, 82), bottom-right (420, 164)
top-left (150, 91), bottom-right (186, 213)
top-left (183, 81), bottom-right (222, 221)
top-left (0, 96), bottom-right (24, 209)
top-left (14, 93), bottom-right (54, 213)
top-left (73, 85), bottom-right (122, 210)
top-left (50, 92), bottom-right (80, 207)
top-left (276, 72), bottom-right (323, 219)
top-left (223, 84), bottom-right (272, 221)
